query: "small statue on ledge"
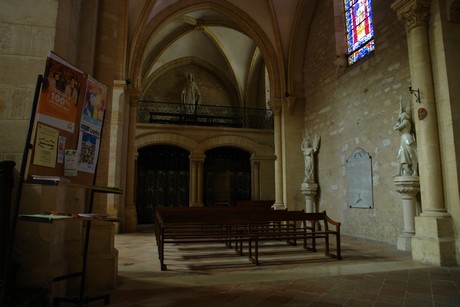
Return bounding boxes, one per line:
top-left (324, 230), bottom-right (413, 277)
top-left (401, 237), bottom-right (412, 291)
top-left (301, 132), bottom-right (320, 183)
top-left (394, 97), bottom-right (418, 177)
top-left (181, 72), bottom-right (201, 114)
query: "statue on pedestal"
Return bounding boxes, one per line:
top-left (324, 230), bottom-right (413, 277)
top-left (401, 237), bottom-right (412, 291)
top-left (301, 133), bottom-right (320, 183)
top-left (394, 97), bottom-right (418, 176)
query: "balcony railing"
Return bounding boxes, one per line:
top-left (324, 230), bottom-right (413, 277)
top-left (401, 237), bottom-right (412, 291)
top-left (137, 101), bottom-right (274, 129)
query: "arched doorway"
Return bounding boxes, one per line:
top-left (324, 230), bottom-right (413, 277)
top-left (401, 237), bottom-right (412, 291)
top-left (204, 147), bottom-right (251, 206)
top-left (136, 145), bottom-right (189, 224)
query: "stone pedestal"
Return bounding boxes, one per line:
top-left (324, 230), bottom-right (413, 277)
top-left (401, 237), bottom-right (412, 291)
top-left (300, 182), bottom-right (318, 213)
top-left (394, 176), bottom-right (419, 251)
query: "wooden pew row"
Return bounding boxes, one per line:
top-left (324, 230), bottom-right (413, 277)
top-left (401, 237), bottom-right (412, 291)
top-left (154, 207), bottom-right (266, 270)
top-left (154, 207), bottom-right (341, 271)
top-left (233, 200), bottom-right (275, 209)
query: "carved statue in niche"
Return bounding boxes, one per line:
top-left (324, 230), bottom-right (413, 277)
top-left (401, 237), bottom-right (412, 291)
top-left (181, 72), bottom-right (201, 114)
top-left (394, 97), bottom-right (418, 177)
top-left (301, 132), bottom-right (320, 183)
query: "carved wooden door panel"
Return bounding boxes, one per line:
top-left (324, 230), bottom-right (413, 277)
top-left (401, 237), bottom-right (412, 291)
top-left (204, 147), bottom-right (250, 206)
top-left (136, 145), bottom-right (189, 224)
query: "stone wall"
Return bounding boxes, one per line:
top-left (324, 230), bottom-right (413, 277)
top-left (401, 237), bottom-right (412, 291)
top-left (302, 0), bottom-right (411, 243)
top-left (0, 0), bottom-right (58, 165)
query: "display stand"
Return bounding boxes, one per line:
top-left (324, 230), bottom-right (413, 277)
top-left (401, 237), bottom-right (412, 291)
top-left (1, 52), bottom-right (119, 306)
top-left (19, 184), bottom-right (122, 306)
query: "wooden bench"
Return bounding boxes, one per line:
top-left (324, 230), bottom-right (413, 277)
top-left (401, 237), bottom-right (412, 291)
top-left (248, 211), bottom-right (341, 264)
top-left (233, 200), bottom-right (274, 209)
top-left (154, 207), bottom-right (341, 270)
top-left (154, 207), bottom-right (263, 270)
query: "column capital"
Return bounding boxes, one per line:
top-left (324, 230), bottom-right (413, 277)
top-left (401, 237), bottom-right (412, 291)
top-left (189, 154), bottom-right (205, 162)
top-left (392, 0), bottom-right (431, 32)
top-left (268, 98), bottom-right (283, 115)
top-left (113, 80), bottom-right (127, 90)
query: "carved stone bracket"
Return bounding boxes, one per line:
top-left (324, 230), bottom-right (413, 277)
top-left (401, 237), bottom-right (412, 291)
top-left (394, 176), bottom-right (420, 199)
top-left (268, 98), bottom-right (282, 116)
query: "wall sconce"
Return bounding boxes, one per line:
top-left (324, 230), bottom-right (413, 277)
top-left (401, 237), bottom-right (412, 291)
top-left (409, 86), bottom-right (421, 103)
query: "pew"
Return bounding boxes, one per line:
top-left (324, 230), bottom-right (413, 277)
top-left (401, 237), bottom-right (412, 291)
top-left (154, 207), bottom-right (341, 270)
top-left (233, 200), bottom-right (274, 209)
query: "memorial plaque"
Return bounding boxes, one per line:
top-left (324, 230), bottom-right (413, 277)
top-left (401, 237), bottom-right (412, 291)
top-left (346, 147), bottom-right (373, 208)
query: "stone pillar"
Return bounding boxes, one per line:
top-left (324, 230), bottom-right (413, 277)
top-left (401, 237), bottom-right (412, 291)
top-left (123, 88), bottom-right (140, 232)
top-left (268, 98), bottom-right (285, 210)
top-left (190, 155), bottom-right (205, 207)
top-left (300, 182), bottom-right (318, 213)
top-left (392, 0), bottom-right (456, 265)
top-left (394, 176), bottom-right (420, 251)
top-left (197, 158), bottom-right (204, 206)
top-left (251, 157), bottom-right (261, 200)
top-left (107, 80), bottom-right (127, 230)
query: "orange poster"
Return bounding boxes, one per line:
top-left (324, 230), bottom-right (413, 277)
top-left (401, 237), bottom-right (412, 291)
top-left (37, 52), bottom-right (86, 133)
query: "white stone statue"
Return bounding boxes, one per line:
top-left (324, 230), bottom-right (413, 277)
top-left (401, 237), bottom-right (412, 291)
top-left (394, 97), bottom-right (418, 176)
top-left (181, 72), bottom-right (201, 114)
top-left (301, 133), bottom-right (320, 183)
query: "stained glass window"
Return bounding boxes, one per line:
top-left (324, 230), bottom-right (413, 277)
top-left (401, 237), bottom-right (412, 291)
top-left (344, 0), bottom-right (374, 65)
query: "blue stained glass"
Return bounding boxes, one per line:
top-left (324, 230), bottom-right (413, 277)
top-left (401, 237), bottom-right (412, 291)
top-left (344, 0), bottom-right (374, 65)
top-left (348, 40), bottom-right (375, 65)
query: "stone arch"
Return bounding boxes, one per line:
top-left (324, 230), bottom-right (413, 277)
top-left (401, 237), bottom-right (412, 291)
top-left (198, 134), bottom-right (274, 157)
top-left (136, 132), bottom-right (199, 153)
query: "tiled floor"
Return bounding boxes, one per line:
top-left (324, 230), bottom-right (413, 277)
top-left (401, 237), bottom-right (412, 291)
top-left (107, 227), bottom-right (460, 306)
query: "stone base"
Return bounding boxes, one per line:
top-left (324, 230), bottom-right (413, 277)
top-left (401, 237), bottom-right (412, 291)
top-left (124, 205), bottom-right (138, 232)
top-left (397, 234), bottom-right (413, 251)
top-left (272, 202), bottom-right (286, 210)
top-left (412, 216), bottom-right (456, 266)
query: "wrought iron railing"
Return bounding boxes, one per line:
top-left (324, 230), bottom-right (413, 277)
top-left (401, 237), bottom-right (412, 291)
top-left (137, 101), bottom-right (274, 129)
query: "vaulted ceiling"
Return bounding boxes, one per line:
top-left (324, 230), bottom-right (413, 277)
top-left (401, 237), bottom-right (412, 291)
top-left (126, 0), bottom-right (318, 105)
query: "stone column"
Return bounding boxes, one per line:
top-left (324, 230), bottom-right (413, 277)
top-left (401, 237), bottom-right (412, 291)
top-left (394, 176), bottom-right (420, 251)
top-left (107, 80), bottom-right (127, 228)
top-left (123, 88), bottom-right (140, 232)
top-left (392, 0), bottom-right (455, 265)
top-left (268, 98), bottom-right (285, 210)
top-left (251, 157), bottom-right (261, 200)
top-left (300, 182), bottom-right (318, 213)
top-left (189, 155), bottom-right (205, 207)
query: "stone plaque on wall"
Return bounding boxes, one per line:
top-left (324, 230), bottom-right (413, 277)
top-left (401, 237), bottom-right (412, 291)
top-left (346, 147), bottom-right (373, 209)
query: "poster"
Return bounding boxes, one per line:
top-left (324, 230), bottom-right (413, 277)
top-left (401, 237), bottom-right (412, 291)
top-left (76, 129), bottom-right (100, 174)
top-left (57, 136), bottom-right (66, 164)
top-left (81, 76), bottom-right (106, 130)
top-left (64, 150), bottom-right (78, 176)
top-left (32, 123), bottom-right (59, 168)
top-left (77, 76), bottom-right (106, 174)
top-left (37, 51), bottom-right (85, 133)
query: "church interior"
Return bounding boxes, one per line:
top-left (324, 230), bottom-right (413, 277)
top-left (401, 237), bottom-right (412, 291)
top-left (1, 0), bottom-right (460, 305)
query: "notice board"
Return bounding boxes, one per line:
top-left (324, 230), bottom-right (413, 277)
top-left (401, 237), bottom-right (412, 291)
top-left (27, 51), bottom-right (107, 185)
